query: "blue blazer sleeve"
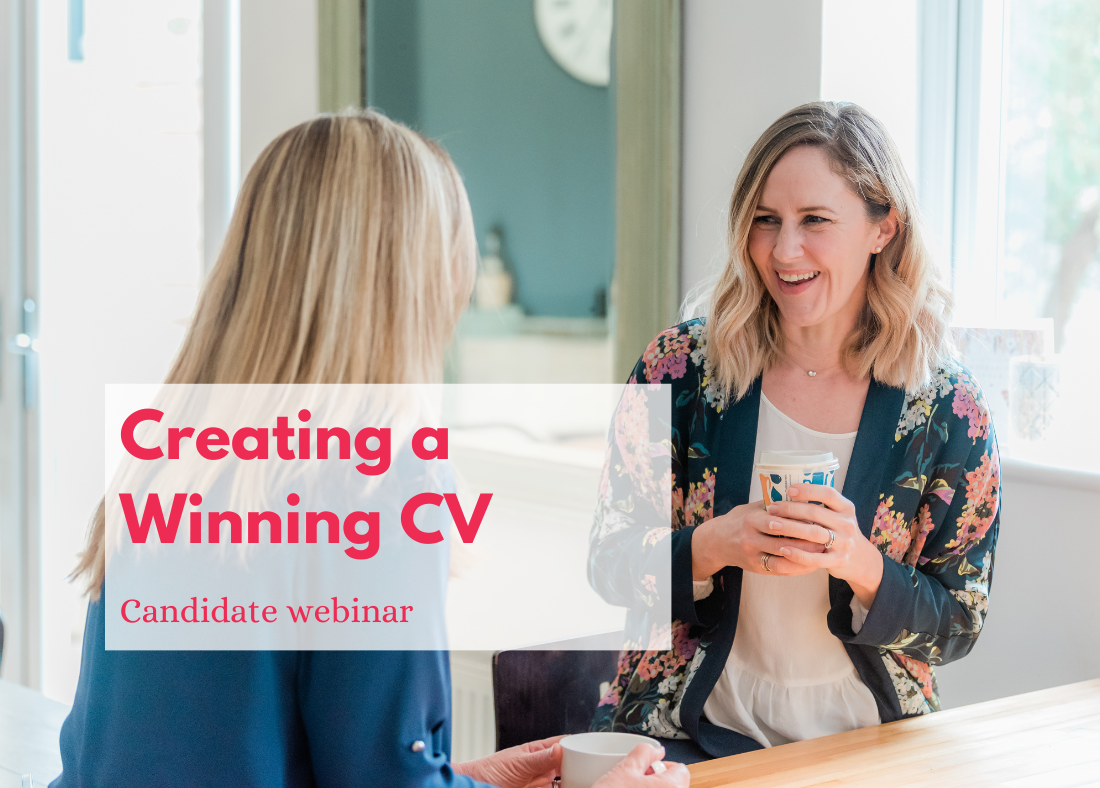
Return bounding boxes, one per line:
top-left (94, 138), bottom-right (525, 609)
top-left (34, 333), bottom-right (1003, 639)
top-left (299, 650), bottom-right (492, 788)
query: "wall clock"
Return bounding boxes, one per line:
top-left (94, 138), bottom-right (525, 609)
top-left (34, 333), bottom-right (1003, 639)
top-left (534, 0), bottom-right (612, 87)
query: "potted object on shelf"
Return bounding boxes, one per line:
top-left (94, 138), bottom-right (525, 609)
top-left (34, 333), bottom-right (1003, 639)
top-left (475, 227), bottom-right (513, 310)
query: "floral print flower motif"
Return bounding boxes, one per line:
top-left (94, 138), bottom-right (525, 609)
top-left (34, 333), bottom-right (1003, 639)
top-left (642, 527), bottom-right (672, 547)
top-left (596, 683), bottom-right (622, 709)
top-left (870, 495), bottom-right (912, 563)
top-left (903, 504), bottom-right (935, 567)
top-left (657, 466), bottom-right (674, 528)
top-left (671, 620), bottom-right (700, 661)
top-left (689, 322), bottom-right (727, 413)
top-left (949, 551), bottom-right (992, 635)
top-left (926, 485), bottom-right (954, 506)
top-left (670, 484), bottom-right (684, 530)
top-left (633, 621), bottom-right (700, 683)
top-left (949, 589), bottom-right (988, 635)
top-left (598, 649), bottom-right (642, 707)
top-left (592, 506), bottom-right (632, 542)
top-left (643, 699), bottom-right (685, 739)
top-left (641, 632), bottom-right (705, 739)
top-left (944, 446), bottom-right (1000, 557)
top-left (642, 327), bottom-right (693, 382)
top-left (672, 640), bottom-right (708, 728)
top-left (614, 386), bottom-right (663, 511)
top-left (896, 367), bottom-right (955, 441)
top-left (880, 654), bottom-right (935, 716)
top-left (951, 373), bottom-right (991, 442)
top-left (597, 441), bottom-right (615, 508)
top-left (656, 672), bottom-right (682, 696)
top-left (895, 654), bottom-right (939, 706)
top-left (682, 469), bottom-right (716, 529)
top-left (687, 322), bottom-right (706, 366)
top-left (895, 399), bottom-right (932, 443)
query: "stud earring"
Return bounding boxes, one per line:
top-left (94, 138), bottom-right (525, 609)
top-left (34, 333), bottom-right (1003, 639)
top-left (873, 247), bottom-right (882, 253)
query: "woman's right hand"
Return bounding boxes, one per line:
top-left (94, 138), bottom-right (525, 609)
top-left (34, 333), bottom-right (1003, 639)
top-left (691, 500), bottom-right (825, 580)
top-left (592, 744), bottom-right (689, 787)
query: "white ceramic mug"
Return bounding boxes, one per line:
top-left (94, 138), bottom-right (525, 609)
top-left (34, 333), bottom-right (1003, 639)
top-left (560, 732), bottom-right (663, 788)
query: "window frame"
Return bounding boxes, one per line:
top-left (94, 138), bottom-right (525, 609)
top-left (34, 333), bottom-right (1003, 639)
top-left (920, 0), bottom-right (1099, 479)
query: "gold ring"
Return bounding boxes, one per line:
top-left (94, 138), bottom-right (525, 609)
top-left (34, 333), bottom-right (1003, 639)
top-left (761, 553), bottom-right (772, 572)
top-left (825, 528), bottom-right (835, 551)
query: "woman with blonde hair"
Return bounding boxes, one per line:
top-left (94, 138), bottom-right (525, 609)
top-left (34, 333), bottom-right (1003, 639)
top-left (55, 111), bottom-right (686, 788)
top-left (590, 101), bottom-right (1000, 763)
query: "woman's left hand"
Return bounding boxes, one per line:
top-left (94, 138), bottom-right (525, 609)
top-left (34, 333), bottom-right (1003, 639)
top-left (453, 735), bottom-right (564, 788)
top-left (762, 484), bottom-right (884, 610)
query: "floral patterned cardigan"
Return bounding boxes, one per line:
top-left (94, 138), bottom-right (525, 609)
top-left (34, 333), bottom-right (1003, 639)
top-left (588, 319), bottom-right (1000, 756)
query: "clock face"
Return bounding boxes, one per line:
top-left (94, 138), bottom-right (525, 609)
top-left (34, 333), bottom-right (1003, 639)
top-left (534, 0), bottom-right (613, 87)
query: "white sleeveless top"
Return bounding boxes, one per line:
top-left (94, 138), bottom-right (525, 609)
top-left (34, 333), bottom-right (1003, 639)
top-left (694, 392), bottom-right (880, 747)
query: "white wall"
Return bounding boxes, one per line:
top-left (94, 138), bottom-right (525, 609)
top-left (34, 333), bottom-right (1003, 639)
top-left (820, 0), bottom-right (918, 179)
top-left (681, 0), bottom-right (924, 303)
top-left (680, 0), bottom-right (823, 301)
top-left (935, 465), bottom-right (1100, 708)
top-left (239, 0), bottom-right (319, 177)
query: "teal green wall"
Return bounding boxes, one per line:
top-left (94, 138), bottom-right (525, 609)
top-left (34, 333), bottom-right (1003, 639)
top-left (367, 0), bottom-right (615, 317)
top-left (366, 0), bottom-right (419, 125)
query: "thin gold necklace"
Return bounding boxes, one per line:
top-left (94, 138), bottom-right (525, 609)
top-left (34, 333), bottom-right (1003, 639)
top-left (786, 355), bottom-right (842, 378)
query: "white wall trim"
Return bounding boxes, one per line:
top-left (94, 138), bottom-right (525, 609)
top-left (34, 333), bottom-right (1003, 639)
top-left (916, 0), bottom-right (958, 283)
top-left (1001, 457), bottom-right (1100, 493)
top-left (202, 0), bottom-right (240, 277)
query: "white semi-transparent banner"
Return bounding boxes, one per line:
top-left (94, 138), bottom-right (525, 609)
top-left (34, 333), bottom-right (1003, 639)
top-left (104, 383), bottom-right (672, 651)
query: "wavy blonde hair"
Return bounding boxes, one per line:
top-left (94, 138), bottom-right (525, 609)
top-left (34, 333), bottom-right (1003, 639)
top-left (74, 110), bottom-right (477, 597)
top-left (705, 101), bottom-right (953, 402)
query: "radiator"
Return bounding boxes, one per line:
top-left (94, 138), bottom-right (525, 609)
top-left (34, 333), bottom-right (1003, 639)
top-left (450, 650), bottom-right (497, 762)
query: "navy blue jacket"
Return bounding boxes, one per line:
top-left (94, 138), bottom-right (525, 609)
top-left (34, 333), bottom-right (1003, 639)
top-left (52, 589), bottom-right (490, 788)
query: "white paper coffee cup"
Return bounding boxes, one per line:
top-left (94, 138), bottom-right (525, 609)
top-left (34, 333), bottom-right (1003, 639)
top-left (560, 732), bottom-right (663, 788)
top-left (755, 450), bottom-right (839, 504)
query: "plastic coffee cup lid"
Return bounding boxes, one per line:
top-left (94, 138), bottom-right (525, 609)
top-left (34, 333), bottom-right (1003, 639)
top-left (758, 450), bottom-right (839, 469)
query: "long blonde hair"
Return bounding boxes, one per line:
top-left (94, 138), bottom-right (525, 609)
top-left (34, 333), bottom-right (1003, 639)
top-left (706, 101), bottom-right (952, 402)
top-left (75, 110), bottom-right (477, 597)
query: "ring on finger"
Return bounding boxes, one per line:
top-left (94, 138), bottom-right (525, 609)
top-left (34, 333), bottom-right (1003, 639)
top-left (761, 553), bottom-right (773, 572)
top-left (824, 528), bottom-right (835, 551)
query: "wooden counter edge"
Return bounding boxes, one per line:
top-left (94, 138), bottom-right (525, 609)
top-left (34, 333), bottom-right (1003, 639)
top-left (686, 678), bottom-right (1100, 784)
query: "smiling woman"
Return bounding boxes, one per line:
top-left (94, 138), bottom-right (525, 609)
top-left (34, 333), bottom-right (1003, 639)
top-left (708, 103), bottom-right (951, 404)
top-left (589, 102), bottom-right (1001, 764)
top-left (749, 146), bottom-right (897, 367)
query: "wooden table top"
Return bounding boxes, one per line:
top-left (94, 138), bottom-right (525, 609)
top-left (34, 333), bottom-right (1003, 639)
top-left (4, 674), bottom-right (1098, 786)
top-left (688, 679), bottom-right (1100, 787)
top-left (0, 679), bottom-right (68, 788)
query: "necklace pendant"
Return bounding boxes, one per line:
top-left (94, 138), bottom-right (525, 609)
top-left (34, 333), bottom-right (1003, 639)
top-left (807, 370), bottom-right (817, 377)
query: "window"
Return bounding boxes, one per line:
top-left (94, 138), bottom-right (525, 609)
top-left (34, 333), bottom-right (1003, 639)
top-left (952, 0), bottom-right (1100, 472)
top-left (893, 0), bottom-right (1100, 473)
top-left (825, 0), bottom-right (1099, 473)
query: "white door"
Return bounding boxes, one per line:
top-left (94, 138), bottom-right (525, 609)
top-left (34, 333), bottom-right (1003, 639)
top-left (0, 0), bottom-right (40, 689)
top-left (34, 0), bottom-right (206, 701)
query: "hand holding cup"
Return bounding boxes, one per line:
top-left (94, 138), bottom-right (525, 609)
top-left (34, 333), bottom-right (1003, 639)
top-left (691, 450), bottom-right (839, 580)
top-left (591, 743), bottom-right (689, 788)
top-left (764, 483), bottom-right (885, 609)
top-left (560, 733), bottom-right (686, 788)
